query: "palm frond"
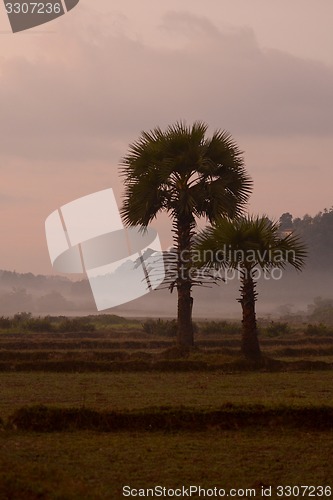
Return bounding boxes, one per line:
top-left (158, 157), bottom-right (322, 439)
top-left (120, 121), bottom-right (252, 227)
top-left (195, 215), bottom-right (307, 272)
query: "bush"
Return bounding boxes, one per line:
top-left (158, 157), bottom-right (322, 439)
top-left (0, 316), bottom-right (12, 329)
top-left (87, 314), bottom-right (136, 326)
top-left (23, 317), bottom-right (54, 332)
top-left (306, 323), bottom-right (333, 336)
top-left (142, 319), bottom-right (200, 338)
top-left (0, 314), bottom-right (96, 333)
top-left (142, 319), bottom-right (178, 337)
top-left (57, 318), bottom-right (95, 333)
top-left (199, 321), bottom-right (240, 335)
top-left (264, 321), bottom-right (290, 337)
top-left (0, 313), bottom-right (54, 332)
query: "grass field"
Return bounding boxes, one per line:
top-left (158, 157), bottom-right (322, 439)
top-left (0, 317), bottom-right (332, 499)
top-left (0, 430), bottom-right (332, 499)
top-left (0, 371), bottom-right (333, 419)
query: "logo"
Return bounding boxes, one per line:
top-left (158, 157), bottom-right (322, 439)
top-left (45, 188), bottom-right (166, 311)
top-left (3, 0), bottom-right (80, 33)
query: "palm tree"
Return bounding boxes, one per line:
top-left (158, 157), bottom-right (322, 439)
top-left (195, 216), bottom-right (307, 361)
top-left (120, 121), bottom-right (252, 349)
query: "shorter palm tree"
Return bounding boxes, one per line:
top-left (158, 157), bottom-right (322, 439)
top-left (195, 216), bottom-right (307, 361)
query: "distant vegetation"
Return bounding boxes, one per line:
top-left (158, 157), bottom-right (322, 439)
top-left (0, 307), bottom-right (333, 338)
top-left (280, 208), bottom-right (333, 271)
top-left (0, 313), bottom-right (138, 333)
top-left (142, 318), bottom-right (178, 337)
top-left (141, 319), bottom-right (244, 337)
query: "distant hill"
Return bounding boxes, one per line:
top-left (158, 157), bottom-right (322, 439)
top-left (0, 270), bottom-right (94, 315)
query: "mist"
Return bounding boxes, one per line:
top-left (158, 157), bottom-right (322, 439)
top-left (0, 266), bottom-right (331, 321)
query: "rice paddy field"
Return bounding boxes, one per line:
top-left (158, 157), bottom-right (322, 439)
top-left (0, 316), bottom-right (332, 499)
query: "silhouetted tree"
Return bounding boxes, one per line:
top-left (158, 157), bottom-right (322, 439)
top-left (196, 216), bottom-right (306, 361)
top-left (121, 121), bottom-right (252, 348)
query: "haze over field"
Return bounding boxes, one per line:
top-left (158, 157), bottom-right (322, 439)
top-left (0, 0), bottom-right (332, 317)
top-left (0, 265), bottom-right (331, 319)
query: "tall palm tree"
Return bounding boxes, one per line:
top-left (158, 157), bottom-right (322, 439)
top-left (120, 121), bottom-right (252, 348)
top-left (195, 216), bottom-right (307, 361)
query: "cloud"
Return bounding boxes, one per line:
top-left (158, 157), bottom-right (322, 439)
top-left (0, 9), bottom-right (332, 166)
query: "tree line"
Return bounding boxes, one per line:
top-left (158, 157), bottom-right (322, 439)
top-left (279, 210), bottom-right (333, 271)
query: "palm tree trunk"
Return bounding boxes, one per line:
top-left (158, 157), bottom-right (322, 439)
top-left (177, 281), bottom-right (194, 347)
top-left (176, 216), bottom-right (194, 348)
top-left (239, 268), bottom-right (261, 361)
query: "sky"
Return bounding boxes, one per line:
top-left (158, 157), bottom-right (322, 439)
top-left (0, 0), bottom-right (333, 274)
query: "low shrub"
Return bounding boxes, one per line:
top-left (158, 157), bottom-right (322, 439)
top-left (264, 321), bottom-right (290, 337)
top-left (142, 319), bottom-right (178, 337)
top-left (0, 314), bottom-right (96, 333)
top-left (0, 316), bottom-right (12, 329)
top-left (306, 323), bottom-right (333, 336)
top-left (23, 317), bottom-right (54, 332)
top-left (57, 318), bottom-right (95, 333)
top-left (199, 321), bottom-right (240, 335)
top-left (87, 314), bottom-right (137, 326)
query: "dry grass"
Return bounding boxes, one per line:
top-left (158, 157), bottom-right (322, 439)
top-left (0, 429), bottom-right (332, 499)
top-left (0, 320), bottom-right (332, 499)
top-left (0, 371), bottom-right (333, 420)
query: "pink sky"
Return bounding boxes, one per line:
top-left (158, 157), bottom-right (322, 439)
top-left (0, 0), bottom-right (333, 274)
